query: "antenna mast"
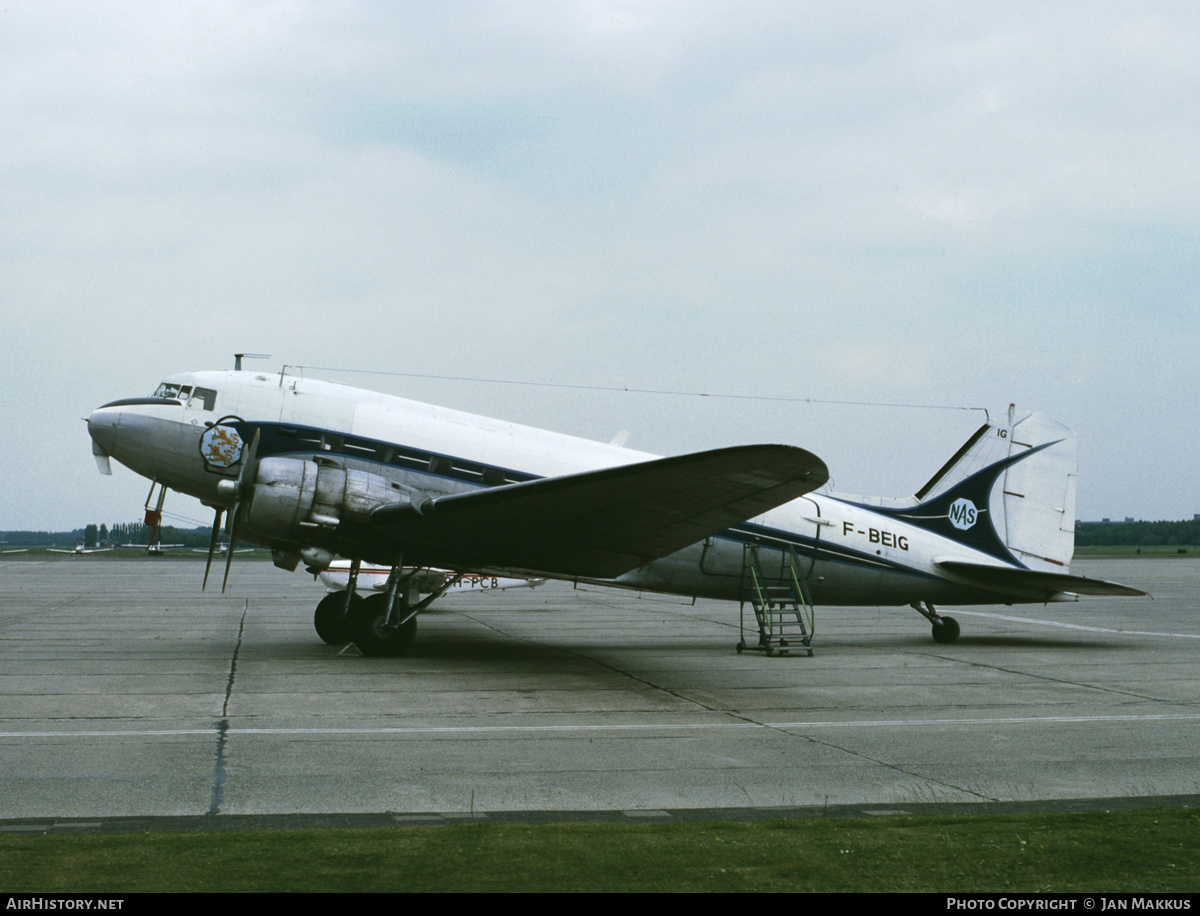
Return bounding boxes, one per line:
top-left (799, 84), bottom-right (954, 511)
top-left (233, 353), bottom-right (271, 371)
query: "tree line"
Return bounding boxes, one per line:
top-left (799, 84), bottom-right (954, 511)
top-left (1076, 518), bottom-right (1200, 548)
top-left (1, 524), bottom-right (216, 549)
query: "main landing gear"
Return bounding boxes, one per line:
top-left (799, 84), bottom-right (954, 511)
top-left (352, 592), bottom-right (419, 657)
top-left (313, 559), bottom-right (463, 657)
top-left (911, 601), bottom-right (961, 644)
top-left (313, 584), bottom-right (417, 656)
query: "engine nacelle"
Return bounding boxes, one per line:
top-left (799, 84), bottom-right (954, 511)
top-left (246, 456), bottom-right (419, 540)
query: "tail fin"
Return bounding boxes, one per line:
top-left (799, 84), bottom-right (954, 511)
top-left (887, 406), bottom-right (1078, 571)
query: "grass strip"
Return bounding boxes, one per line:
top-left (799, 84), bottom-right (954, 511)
top-left (1, 808), bottom-right (1197, 893)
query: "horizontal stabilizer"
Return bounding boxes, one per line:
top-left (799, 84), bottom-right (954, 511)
top-left (372, 444), bottom-right (829, 578)
top-left (936, 559), bottom-right (1147, 599)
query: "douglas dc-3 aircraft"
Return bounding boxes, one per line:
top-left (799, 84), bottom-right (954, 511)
top-left (86, 368), bottom-right (1144, 657)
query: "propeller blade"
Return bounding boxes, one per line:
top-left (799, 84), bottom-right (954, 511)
top-left (202, 508), bottom-right (224, 591)
top-left (221, 428), bottom-right (260, 594)
top-left (238, 428), bottom-right (261, 490)
top-left (222, 503), bottom-right (241, 593)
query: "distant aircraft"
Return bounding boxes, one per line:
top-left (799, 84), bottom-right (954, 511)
top-left (86, 368), bottom-right (1144, 656)
top-left (48, 545), bottom-right (113, 556)
top-left (191, 544), bottom-right (253, 556)
top-left (120, 542), bottom-right (185, 555)
top-left (313, 561), bottom-right (545, 643)
top-left (317, 560), bottom-right (544, 595)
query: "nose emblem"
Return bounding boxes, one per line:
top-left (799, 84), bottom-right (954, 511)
top-left (199, 420), bottom-right (245, 470)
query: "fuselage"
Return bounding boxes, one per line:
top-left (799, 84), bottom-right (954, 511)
top-left (88, 369), bottom-right (1048, 607)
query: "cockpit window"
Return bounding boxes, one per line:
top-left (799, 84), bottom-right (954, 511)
top-left (153, 383), bottom-right (192, 401)
top-left (151, 382), bottom-right (216, 410)
top-left (189, 387), bottom-right (217, 411)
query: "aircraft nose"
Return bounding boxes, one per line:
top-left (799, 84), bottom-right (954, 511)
top-left (87, 406), bottom-right (120, 456)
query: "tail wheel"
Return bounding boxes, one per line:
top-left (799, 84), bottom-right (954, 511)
top-left (931, 616), bottom-right (961, 644)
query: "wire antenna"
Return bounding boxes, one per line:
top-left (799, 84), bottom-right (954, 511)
top-left (295, 364), bottom-right (987, 417)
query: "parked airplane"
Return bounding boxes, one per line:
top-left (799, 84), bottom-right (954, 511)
top-left (48, 545), bottom-right (113, 556)
top-left (313, 561), bottom-right (546, 643)
top-left (191, 544), bottom-right (253, 556)
top-left (318, 560), bottom-right (545, 595)
top-left (86, 368), bottom-right (1143, 656)
top-left (120, 542), bottom-right (185, 555)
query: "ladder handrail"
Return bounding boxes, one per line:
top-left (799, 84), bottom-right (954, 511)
top-left (786, 544), bottom-right (816, 634)
top-left (743, 545), bottom-right (774, 635)
top-left (740, 542), bottom-right (814, 652)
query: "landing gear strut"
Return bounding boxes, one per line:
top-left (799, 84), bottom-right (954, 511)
top-left (911, 601), bottom-right (960, 644)
top-left (346, 563), bottom-right (421, 657)
top-left (313, 557), bottom-right (363, 646)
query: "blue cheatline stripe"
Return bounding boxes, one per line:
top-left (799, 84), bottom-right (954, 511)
top-left (231, 421), bottom-right (944, 583)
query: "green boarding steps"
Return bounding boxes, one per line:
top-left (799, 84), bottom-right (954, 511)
top-left (738, 542), bottom-right (815, 657)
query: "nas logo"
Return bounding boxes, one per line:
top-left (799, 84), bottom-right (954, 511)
top-left (948, 498), bottom-right (978, 531)
top-left (200, 422), bottom-right (244, 470)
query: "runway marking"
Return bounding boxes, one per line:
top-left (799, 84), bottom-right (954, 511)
top-left (953, 609), bottom-right (1200, 640)
top-left (4, 712), bottom-right (1200, 740)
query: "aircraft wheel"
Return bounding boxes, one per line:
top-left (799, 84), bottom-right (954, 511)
top-left (314, 592), bottom-right (357, 645)
top-left (351, 593), bottom-right (417, 657)
top-left (931, 616), bottom-right (961, 644)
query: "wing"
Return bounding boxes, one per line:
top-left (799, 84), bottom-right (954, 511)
top-left (370, 444), bottom-right (828, 578)
top-left (935, 559), bottom-right (1147, 599)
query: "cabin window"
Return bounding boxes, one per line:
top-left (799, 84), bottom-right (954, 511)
top-left (343, 438), bottom-right (378, 459)
top-left (452, 461), bottom-right (485, 482)
top-left (390, 451), bottom-right (426, 471)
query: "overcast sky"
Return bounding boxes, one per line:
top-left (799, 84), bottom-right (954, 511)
top-left (2, 1), bottom-right (1197, 534)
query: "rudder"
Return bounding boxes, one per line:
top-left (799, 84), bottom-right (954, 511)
top-left (991, 407), bottom-right (1077, 572)
top-left (890, 406), bottom-right (1078, 571)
